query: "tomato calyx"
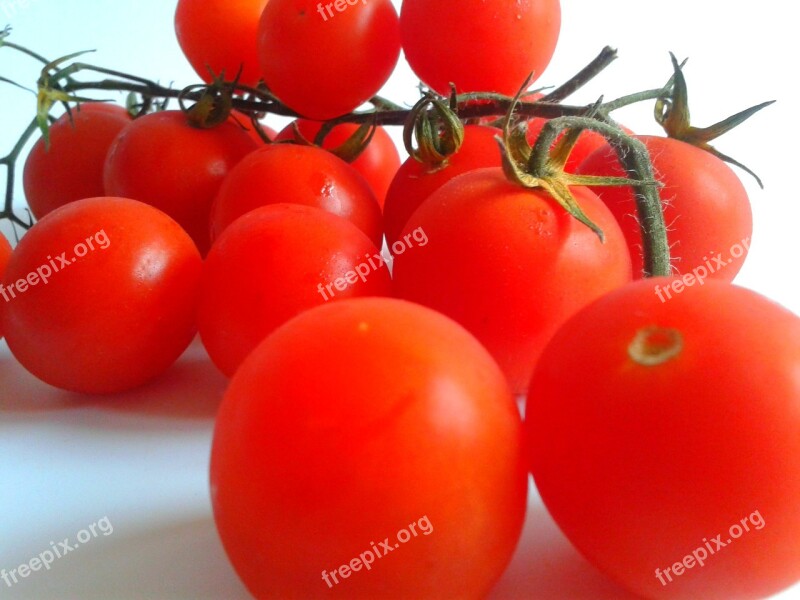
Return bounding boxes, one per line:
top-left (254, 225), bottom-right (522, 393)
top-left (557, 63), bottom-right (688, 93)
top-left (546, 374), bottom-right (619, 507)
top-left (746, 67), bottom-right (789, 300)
top-left (402, 91), bottom-right (465, 172)
top-left (656, 53), bottom-right (775, 188)
top-left (627, 326), bottom-right (684, 366)
top-left (285, 117), bottom-right (378, 164)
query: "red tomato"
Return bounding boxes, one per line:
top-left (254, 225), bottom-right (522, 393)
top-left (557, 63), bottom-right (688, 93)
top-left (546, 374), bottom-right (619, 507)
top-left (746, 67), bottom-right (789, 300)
top-left (175, 0), bottom-right (269, 85)
top-left (257, 0), bottom-right (401, 119)
top-left (210, 297), bottom-right (527, 598)
top-left (526, 278), bottom-right (800, 599)
top-left (199, 204), bottom-right (391, 377)
top-left (578, 135), bottom-right (753, 280)
top-left (0, 197), bottom-right (201, 394)
top-left (383, 125), bottom-right (501, 246)
top-left (276, 119), bottom-right (400, 207)
top-left (104, 110), bottom-right (257, 255)
top-left (0, 234), bottom-right (11, 340)
top-left (393, 167), bottom-right (632, 394)
top-left (23, 103), bottom-right (131, 220)
top-left (400, 0), bottom-right (561, 95)
top-left (210, 144), bottom-right (383, 248)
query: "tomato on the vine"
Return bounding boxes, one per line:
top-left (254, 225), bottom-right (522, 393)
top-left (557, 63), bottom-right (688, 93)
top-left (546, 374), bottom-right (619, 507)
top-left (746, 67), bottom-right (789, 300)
top-left (0, 234), bottom-right (11, 340)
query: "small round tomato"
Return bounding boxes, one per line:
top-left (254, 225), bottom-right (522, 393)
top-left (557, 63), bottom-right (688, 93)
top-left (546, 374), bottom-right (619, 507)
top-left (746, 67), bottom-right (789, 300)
top-left (104, 110), bottom-right (257, 255)
top-left (199, 204), bottom-right (391, 377)
top-left (276, 119), bottom-right (400, 207)
top-left (211, 297), bottom-right (527, 599)
top-left (400, 0), bottom-right (561, 95)
top-left (210, 144), bottom-right (383, 248)
top-left (526, 278), bottom-right (800, 599)
top-left (393, 167), bottom-right (632, 394)
top-left (0, 197), bottom-right (201, 394)
top-left (0, 234), bottom-right (12, 339)
top-left (23, 103), bottom-right (131, 220)
top-left (175, 0), bottom-right (269, 85)
top-left (578, 135), bottom-right (753, 280)
top-left (257, 0), bottom-right (401, 120)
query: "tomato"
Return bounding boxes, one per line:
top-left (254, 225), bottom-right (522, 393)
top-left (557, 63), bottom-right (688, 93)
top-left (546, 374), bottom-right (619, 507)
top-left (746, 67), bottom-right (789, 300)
top-left (526, 278), bottom-right (800, 599)
top-left (383, 125), bottom-right (501, 246)
top-left (210, 144), bottom-right (383, 248)
top-left (210, 297), bottom-right (527, 599)
top-left (230, 110), bottom-right (277, 144)
top-left (578, 135), bottom-right (753, 280)
top-left (276, 119), bottom-right (401, 207)
top-left (0, 197), bottom-right (201, 394)
top-left (392, 167), bottom-right (631, 394)
top-left (257, 0), bottom-right (401, 120)
top-left (175, 0), bottom-right (269, 85)
top-left (104, 110), bottom-right (257, 255)
top-left (0, 234), bottom-right (11, 340)
top-left (400, 0), bottom-right (561, 95)
top-left (23, 103), bottom-right (131, 220)
top-left (199, 204), bottom-right (391, 377)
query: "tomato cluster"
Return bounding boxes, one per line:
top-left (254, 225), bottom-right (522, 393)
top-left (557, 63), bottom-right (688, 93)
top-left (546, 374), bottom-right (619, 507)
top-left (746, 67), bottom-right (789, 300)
top-left (2, 1), bottom-right (798, 599)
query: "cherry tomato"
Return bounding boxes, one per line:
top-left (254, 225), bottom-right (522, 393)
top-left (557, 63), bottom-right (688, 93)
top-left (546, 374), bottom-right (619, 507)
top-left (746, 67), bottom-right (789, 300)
top-left (175, 0), bottom-right (269, 85)
top-left (23, 103), bottom-right (131, 220)
top-left (210, 144), bottom-right (383, 248)
top-left (104, 110), bottom-right (257, 255)
top-left (383, 125), bottom-right (501, 246)
top-left (393, 167), bottom-right (632, 394)
top-left (400, 0), bottom-right (561, 95)
top-left (0, 197), bottom-right (201, 394)
top-left (526, 278), bottom-right (800, 599)
top-left (199, 204), bottom-right (391, 377)
top-left (257, 0), bottom-right (401, 120)
top-left (578, 135), bottom-right (753, 280)
top-left (210, 297), bottom-right (527, 598)
top-left (0, 234), bottom-right (11, 340)
top-left (276, 119), bottom-right (401, 207)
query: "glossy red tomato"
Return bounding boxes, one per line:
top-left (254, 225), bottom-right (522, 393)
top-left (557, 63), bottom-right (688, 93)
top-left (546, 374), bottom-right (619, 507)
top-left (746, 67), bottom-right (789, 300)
top-left (175, 0), bottom-right (269, 85)
top-left (526, 278), bottom-right (800, 599)
top-left (23, 103), bottom-right (131, 220)
top-left (400, 0), bottom-right (561, 95)
top-left (578, 135), bottom-right (753, 279)
top-left (210, 144), bottom-right (383, 248)
top-left (257, 0), bottom-right (401, 119)
top-left (199, 204), bottom-right (391, 377)
top-left (276, 119), bottom-right (400, 207)
top-left (393, 167), bottom-right (632, 394)
top-left (104, 110), bottom-right (257, 255)
top-left (383, 125), bottom-right (501, 245)
top-left (0, 234), bottom-right (11, 340)
top-left (0, 197), bottom-right (201, 394)
top-left (211, 297), bottom-right (527, 598)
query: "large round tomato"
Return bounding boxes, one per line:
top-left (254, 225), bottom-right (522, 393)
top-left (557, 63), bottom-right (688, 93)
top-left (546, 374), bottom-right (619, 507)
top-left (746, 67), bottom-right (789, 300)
top-left (578, 135), bottom-right (753, 280)
top-left (526, 278), bottom-right (800, 599)
top-left (400, 0), bottom-right (561, 95)
top-left (209, 144), bottom-right (383, 248)
top-left (276, 119), bottom-right (400, 207)
top-left (393, 167), bottom-right (632, 394)
top-left (0, 197), bottom-right (201, 394)
top-left (210, 297), bottom-right (527, 599)
top-left (199, 204), bottom-right (391, 377)
top-left (257, 0), bottom-right (401, 120)
top-left (0, 234), bottom-right (12, 340)
top-left (175, 0), bottom-right (269, 85)
top-left (104, 110), bottom-right (257, 255)
top-left (23, 103), bottom-right (131, 220)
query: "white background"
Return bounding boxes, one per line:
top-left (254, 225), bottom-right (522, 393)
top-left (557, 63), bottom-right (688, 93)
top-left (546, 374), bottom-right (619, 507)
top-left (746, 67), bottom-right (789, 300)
top-left (1, 1), bottom-right (798, 599)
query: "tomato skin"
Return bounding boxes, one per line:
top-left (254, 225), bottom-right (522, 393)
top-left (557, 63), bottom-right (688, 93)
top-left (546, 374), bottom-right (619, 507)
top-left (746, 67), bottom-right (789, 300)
top-left (578, 135), bottom-right (753, 279)
top-left (276, 120), bottom-right (401, 207)
top-left (257, 0), bottom-right (401, 120)
top-left (104, 111), bottom-right (257, 255)
top-left (0, 197), bottom-right (202, 394)
top-left (526, 278), bottom-right (800, 599)
top-left (199, 204), bottom-right (391, 377)
top-left (0, 234), bottom-right (11, 339)
top-left (175, 0), bottom-right (269, 85)
top-left (393, 167), bottom-right (632, 394)
top-left (383, 125), bottom-right (501, 246)
top-left (400, 0), bottom-right (561, 95)
top-left (23, 103), bottom-right (131, 220)
top-left (210, 144), bottom-right (383, 248)
top-left (210, 297), bottom-right (527, 599)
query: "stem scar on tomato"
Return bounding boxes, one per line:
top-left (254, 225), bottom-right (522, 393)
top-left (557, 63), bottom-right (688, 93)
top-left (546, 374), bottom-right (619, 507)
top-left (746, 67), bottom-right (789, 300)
top-left (627, 326), bottom-right (684, 366)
